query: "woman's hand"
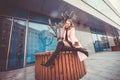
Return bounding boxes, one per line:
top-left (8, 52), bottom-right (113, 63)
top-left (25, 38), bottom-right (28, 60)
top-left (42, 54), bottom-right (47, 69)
top-left (74, 42), bottom-right (79, 46)
top-left (58, 37), bottom-right (63, 42)
top-left (74, 42), bottom-right (82, 48)
top-left (63, 41), bottom-right (71, 47)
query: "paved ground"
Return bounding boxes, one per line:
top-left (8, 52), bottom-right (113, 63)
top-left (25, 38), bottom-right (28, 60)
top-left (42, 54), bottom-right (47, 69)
top-left (81, 51), bottom-right (120, 80)
top-left (0, 51), bottom-right (120, 80)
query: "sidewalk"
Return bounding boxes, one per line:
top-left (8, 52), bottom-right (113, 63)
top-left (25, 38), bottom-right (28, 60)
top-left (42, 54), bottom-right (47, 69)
top-left (0, 51), bottom-right (120, 80)
top-left (81, 51), bottom-right (120, 80)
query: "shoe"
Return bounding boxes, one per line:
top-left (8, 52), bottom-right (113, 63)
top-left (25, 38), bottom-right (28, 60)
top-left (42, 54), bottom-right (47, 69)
top-left (84, 51), bottom-right (89, 57)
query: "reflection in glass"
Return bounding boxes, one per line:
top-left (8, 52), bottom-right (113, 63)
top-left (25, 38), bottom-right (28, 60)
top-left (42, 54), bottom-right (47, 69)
top-left (91, 28), bottom-right (110, 52)
top-left (0, 17), bottom-right (12, 71)
top-left (91, 28), bottom-right (99, 52)
top-left (92, 33), bottom-right (99, 52)
top-left (8, 19), bottom-right (26, 70)
top-left (27, 22), bottom-right (57, 63)
top-left (102, 35), bottom-right (110, 50)
top-left (97, 33), bottom-right (104, 51)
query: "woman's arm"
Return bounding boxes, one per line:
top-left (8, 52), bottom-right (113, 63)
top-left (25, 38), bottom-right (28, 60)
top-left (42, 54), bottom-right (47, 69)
top-left (70, 28), bottom-right (82, 47)
top-left (69, 28), bottom-right (77, 44)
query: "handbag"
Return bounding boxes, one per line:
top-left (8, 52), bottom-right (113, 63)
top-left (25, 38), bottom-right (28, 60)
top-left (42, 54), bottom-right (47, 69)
top-left (77, 52), bottom-right (87, 61)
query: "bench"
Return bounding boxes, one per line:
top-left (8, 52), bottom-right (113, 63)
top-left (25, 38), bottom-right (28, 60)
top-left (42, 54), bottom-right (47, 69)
top-left (34, 51), bottom-right (86, 80)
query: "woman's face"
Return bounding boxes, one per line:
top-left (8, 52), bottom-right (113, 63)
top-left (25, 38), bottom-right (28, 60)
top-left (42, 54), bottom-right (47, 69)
top-left (65, 20), bottom-right (71, 29)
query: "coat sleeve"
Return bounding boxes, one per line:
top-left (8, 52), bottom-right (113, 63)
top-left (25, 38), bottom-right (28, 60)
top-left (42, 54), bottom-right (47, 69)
top-left (70, 28), bottom-right (82, 47)
top-left (69, 28), bottom-right (78, 44)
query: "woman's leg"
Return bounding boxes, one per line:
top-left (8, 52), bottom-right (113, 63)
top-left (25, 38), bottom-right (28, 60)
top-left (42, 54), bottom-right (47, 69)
top-left (73, 47), bottom-right (89, 57)
top-left (60, 46), bottom-right (89, 57)
top-left (41, 41), bottom-right (64, 67)
top-left (62, 46), bottom-right (89, 57)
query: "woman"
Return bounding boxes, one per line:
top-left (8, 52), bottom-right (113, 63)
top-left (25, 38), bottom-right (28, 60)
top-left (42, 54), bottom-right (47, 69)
top-left (41, 19), bottom-right (88, 67)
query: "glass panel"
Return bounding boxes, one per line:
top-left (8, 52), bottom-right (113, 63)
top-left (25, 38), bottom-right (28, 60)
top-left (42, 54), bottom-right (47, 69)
top-left (8, 19), bottom-right (26, 70)
top-left (102, 34), bottom-right (110, 50)
top-left (91, 28), bottom-right (99, 52)
top-left (0, 17), bottom-right (12, 71)
top-left (97, 33), bottom-right (104, 51)
top-left (92, 33), bottom-right (99, 52)
top-left (26, 21), bottom-right (57, 63)
top-left (91, 27), bottom-right (110, 52)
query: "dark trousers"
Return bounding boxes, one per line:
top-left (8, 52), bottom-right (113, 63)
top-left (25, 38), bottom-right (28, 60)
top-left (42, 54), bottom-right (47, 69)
top-left (45, 41), bottom-right (88, 65)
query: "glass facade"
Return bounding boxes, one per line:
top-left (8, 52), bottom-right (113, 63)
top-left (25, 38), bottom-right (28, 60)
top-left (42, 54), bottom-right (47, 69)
top-left (0, 15), bottom-right (57, 71)
top-left (8, 19), bottom-right (26, 70)
top-left (26, 21), bottom-right (57, 63)
top-left (91, 28), bottom-right (110, 52)
top-left (0, 17), bottom-right (12, 71)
